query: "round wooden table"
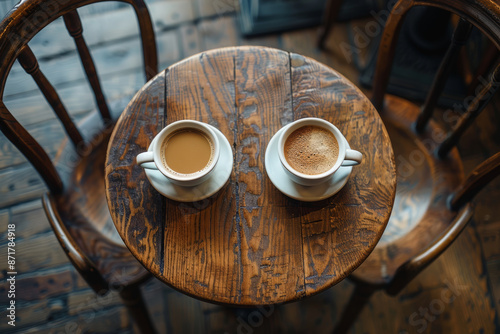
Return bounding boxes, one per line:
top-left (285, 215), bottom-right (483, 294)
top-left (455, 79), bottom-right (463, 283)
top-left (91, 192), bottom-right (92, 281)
top-left (105, 46), bottom-right (396, 306)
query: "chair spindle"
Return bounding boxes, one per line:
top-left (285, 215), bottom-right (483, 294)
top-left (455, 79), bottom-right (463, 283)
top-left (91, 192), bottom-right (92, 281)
top-left (437, 63), bottom-right (500, 158)
top-left (467, 42), bottom-right (500, 96)
top-left (317, 0), bottom-right (343, 50)
top-left (332, 284), bottom-right (376, 334)
top-left (130, 1), bottom-right (158, 81)
top-left (63, 10), bottom-right (111, 121)
top-left (119, 285), bottom-right (157, 334)
top-left (371, 0), bottom-right (413, 111)
top-left (0, 101), bottom-right (63, 194)
top-left (17, 45), bottom-right (85, 149)
top-left (449, 152), bottom-right (500, 211)
top-left (415, 19), bottom-right (473, 133)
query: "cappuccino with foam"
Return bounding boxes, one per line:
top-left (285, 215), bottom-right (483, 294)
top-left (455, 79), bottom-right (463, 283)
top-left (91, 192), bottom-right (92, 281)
top-left (284, 125), bottom-right (339, 175)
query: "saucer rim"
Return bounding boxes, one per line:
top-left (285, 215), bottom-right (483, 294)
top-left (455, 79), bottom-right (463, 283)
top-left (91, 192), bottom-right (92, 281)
top-left (264, 124), bottom-right (353, 202)
top-left (144, 125), bottom-right (233, 202)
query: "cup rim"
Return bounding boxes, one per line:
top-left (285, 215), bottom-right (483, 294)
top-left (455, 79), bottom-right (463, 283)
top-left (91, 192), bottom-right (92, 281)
top-left (152, 120), bottom-right (220, 182)
top-left (278, 117), bottom-right (346, 180)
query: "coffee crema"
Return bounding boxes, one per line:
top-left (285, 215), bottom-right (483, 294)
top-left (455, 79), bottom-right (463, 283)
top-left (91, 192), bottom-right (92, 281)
top-left (284, 125), bottom-right (339, 175)
top-left (160, 128), bottom-right (214, 175)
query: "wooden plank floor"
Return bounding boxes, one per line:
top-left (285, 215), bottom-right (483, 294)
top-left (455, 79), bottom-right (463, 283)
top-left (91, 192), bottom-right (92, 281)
top-left (0, 0), bottom-right (499, 333)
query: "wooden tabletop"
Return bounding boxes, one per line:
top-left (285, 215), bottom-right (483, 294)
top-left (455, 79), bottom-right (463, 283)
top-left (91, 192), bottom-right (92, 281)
top-left (105, 46), bottom-right (396, 306)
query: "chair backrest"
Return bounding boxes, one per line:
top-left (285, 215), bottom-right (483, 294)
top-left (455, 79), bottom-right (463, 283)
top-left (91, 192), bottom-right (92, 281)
top-left (371, 0), bottom-right (500, 210)
top-left (0, 0), bottom-right (158, 195)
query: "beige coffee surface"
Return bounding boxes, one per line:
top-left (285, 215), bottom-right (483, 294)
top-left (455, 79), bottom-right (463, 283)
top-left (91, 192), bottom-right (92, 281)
top-left (163, 129), bottom-right (213, 174)
top-left (284, 126), bottom-right (339, 175)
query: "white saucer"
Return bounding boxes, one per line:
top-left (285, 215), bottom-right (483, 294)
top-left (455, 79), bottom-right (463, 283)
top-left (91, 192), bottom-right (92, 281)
top-left (144, 125), bottom-right (233, 202)
top-left (264, 125), bottom-right (353, 202)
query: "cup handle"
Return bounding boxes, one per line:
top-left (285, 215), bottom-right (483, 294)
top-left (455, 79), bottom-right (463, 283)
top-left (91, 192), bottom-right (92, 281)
top-left (342, 149), bottom-right (363, 166)
top-left (136, 152), bottom-right (157, 169)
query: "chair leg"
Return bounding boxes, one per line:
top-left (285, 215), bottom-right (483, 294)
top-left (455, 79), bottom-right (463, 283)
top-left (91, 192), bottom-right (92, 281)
top-left (317, 0), bottom-right (344, 49)
top-left (119, 285), bottom-right (157, 334)
top-left (332, 283), bottom-right (375, 334)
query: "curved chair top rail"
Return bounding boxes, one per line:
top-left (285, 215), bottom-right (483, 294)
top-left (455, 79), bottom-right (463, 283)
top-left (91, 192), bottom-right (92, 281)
top-left (0, 0), bottom-right (157, 194)
top-left (0, 0), bottom-right (157, 97)
top-left (372, 0), bottom-right (500, 110)
top-left (402, 0), bottom-right (500, 48)
top-left (417, 0), bottom-right (500, 47)
top-left (371, 0), bottom-right (500, 172)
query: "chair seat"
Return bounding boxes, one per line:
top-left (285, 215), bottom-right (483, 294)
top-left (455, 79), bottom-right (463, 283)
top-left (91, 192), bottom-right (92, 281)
top-left (351, 95), bottom-right (465, 286)
top-left (44, 111), bottom-right (150, 288)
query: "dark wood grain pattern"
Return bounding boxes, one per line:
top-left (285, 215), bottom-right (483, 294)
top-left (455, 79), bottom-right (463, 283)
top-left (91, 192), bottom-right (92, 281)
top-left (105, 46), bottom-right (397, 305)
top-left (163, 48), bottom-right (241, 304)
top-left (290, 53), bottom-right (396, 295)
top-left (105, 73), bottom-right (165, 275)
top-left (235, 47), bottom-right (306, 304)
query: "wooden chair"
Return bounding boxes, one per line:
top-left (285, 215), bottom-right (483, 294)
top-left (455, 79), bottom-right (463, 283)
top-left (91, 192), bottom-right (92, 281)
top-left (317, 0), bottom-right (343, 49)
top-left (333, 0), bottom-right (500, 332)
top-left (0, 0), bottom-right (158, 332)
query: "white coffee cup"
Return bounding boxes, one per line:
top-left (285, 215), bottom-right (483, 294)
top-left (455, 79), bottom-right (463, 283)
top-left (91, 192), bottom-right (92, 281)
top-left (136, 120), bottom-right (220, 187)
top-left (278, 117), bottom-right (362, 186)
